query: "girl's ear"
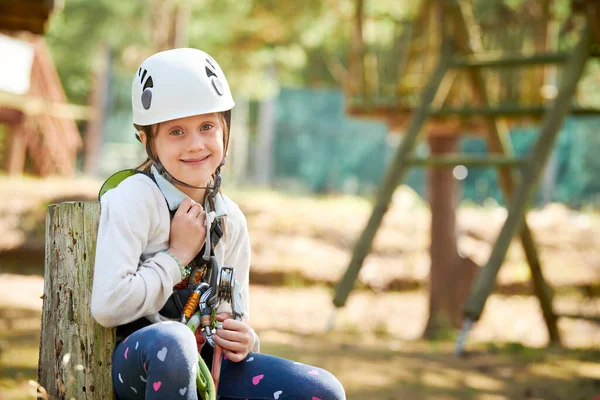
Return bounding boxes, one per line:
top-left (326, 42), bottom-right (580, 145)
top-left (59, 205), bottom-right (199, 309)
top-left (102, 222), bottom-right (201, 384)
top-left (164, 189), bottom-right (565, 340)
top-left (138, 130), bottom-right (147, 146)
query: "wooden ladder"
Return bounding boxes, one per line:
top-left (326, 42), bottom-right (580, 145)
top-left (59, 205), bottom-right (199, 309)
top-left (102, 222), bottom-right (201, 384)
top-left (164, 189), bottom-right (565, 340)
top-left (333, 0), bottom-right (597, 353)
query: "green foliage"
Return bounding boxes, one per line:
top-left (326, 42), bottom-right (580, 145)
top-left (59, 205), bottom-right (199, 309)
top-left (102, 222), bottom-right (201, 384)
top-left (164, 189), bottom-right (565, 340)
top-left (45, 0), bottom-right (358, 102)
top-left (45, 0), bottom-right (146, 104)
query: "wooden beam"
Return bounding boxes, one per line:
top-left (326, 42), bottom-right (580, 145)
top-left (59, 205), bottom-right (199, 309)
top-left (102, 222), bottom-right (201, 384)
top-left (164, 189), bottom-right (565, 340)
top-left (429, 105), bottom-right (600, 117)
top-left (0, 17), bottom-right (47, 34)
top-left (462, 21), bottom-right (591, 331)
top-left (345, 104), bottom-right (600, 130)
top-left (0, 91), bottom-right (97, 120)
top-left (450, 52), bottom-right (568, 68)
top-left (451, 0), bottom-right (563, 346)
top-left (333, 42), bottom-right (453, 308)
top-left (408, 155), bottom-right (524, 167)
top-left (4, 121), bottom-right (29, 175)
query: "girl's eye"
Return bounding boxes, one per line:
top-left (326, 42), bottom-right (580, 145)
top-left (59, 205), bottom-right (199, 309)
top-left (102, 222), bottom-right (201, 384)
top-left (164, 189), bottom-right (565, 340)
top-left (201, 123), bottom-right (214, 131)
top-left (170, 129), bottom-right (184, 136)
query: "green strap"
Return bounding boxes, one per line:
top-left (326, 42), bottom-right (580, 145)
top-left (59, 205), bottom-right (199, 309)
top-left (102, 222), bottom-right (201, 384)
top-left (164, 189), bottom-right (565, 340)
top-left (196, 353), bottom-right (216, 400)
top-left (196, 354), bottom-right (217, 400)
top-left (186, 313), bottom-right (216, 400)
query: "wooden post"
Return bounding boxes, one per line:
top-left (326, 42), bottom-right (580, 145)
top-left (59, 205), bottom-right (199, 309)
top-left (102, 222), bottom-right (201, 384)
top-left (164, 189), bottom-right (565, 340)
top-left (254, 64), bottom-right (277, 186)
top-left (225, 96), bottom-right (250, 185)
top-left (5, 120), bottom-right (29, 175)
top-left (333, 41), bottom-right (453, 308)
top-left (84, 45), bottom-right (110, 177)
top-left (38, 202), bottom-right (115, 400)
top-left (423, 136), bottom-right (478, 337)
top-left (462, 23), bottom-right (591, 324)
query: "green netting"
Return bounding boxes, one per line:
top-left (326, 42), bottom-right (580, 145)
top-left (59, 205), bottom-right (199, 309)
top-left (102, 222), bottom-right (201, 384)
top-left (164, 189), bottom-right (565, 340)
top-left (273, 88), bottom-right (600, 206)
top-left (274, 88), bottom-right (389, 194)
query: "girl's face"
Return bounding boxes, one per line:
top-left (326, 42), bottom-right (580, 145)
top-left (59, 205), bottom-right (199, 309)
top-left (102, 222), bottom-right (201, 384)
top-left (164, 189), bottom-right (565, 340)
top-left (140, 113), bottom-right (225, 195)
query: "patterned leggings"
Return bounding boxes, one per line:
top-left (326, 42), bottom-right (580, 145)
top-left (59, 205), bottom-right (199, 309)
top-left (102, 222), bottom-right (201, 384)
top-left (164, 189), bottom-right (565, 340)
top-left (112, 321), bottom-right (346, 400)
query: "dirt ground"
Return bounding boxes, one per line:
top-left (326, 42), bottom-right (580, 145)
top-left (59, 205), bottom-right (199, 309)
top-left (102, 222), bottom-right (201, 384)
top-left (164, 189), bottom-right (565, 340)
top-left (0, 176), bottom-right (599, 399)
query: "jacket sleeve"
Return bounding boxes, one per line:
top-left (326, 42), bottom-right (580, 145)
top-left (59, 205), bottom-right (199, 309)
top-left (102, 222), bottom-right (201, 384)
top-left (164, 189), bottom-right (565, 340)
top-left (91, 176), bottom-right (181, 328)
top-left (219, 201), bottom-right (260, 352)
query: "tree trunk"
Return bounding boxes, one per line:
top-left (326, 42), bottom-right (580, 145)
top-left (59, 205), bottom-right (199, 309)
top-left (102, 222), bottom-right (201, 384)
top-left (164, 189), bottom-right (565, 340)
top-left (38, 202), bottom-right (115, 400)
top-left (84, 45), bottom-right (110, 177)
top-left (423, 135), bottom-right (478, 339)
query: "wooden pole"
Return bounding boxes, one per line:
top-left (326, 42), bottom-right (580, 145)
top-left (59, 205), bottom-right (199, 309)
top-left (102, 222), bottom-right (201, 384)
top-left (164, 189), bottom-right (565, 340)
top-left (333, 42), bottom-right (453, 308)
top-left (225, 96), bottom-right (250, 185)
top-left (38, 202), bottom-right (115, 400)
top-left (254, 65), bottom-right (277, 186)
top-left (84, 45), bottom-right (110, 176)
top-left (583, 0), bottom-right (600, 45)
top-left (451, 0), bottom-right (561, 344)
top-left (424, 135), bottom-right (479, 337)
top-left (462, 22), bottom-right (591, 325)
top-left (5, 120), bottom-right (29, 175)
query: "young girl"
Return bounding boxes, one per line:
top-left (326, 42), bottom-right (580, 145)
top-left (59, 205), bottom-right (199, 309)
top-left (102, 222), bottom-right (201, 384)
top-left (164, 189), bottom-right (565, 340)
top-left (91, 48), bottom-right (346, 400)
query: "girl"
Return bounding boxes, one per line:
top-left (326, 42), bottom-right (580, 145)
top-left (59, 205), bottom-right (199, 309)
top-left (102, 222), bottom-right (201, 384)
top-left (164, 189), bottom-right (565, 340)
top-left (91, 48), bottom-right (346, 400)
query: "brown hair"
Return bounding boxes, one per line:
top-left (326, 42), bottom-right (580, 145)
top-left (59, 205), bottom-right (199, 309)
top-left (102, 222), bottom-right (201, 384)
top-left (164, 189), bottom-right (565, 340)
top-left (134, 112), bottom-right (230, 206)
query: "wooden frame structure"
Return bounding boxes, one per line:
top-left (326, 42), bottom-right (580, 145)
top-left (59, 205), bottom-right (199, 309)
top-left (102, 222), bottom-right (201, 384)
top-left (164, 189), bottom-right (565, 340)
top-left (0, 0), bottom-right (96, 177)
top-left (333, 0), bottom-right (600, 353)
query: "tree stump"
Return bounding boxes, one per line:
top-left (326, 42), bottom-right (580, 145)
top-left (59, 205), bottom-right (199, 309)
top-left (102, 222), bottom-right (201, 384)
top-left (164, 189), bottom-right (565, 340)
top-left (38, 201), bottom-right (115, 399)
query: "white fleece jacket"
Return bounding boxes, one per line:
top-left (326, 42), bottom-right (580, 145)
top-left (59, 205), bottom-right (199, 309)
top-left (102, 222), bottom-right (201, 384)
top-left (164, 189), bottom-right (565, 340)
top-left (91, 167), bottom-right (259, 352)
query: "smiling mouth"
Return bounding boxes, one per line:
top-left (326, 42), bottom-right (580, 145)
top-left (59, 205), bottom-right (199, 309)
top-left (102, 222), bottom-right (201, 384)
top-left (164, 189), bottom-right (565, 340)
top-left (181, 155), bottom-right (210, 165)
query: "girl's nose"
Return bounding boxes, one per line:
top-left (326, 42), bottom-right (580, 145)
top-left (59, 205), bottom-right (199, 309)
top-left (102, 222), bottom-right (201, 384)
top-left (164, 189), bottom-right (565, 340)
top-left (188, 131), bottom-right (205, 150)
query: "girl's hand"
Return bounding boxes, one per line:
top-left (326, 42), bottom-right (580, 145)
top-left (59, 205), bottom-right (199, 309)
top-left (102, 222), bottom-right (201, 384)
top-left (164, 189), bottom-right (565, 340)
top-left (212, 312), bottom-right (254, 362)
top-left (168, 198), bottom-right (206, 266)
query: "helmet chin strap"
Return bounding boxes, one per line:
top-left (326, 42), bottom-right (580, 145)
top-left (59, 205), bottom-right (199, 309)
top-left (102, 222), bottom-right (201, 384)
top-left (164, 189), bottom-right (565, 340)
top-left (144, 138), bottom-right (225, 199)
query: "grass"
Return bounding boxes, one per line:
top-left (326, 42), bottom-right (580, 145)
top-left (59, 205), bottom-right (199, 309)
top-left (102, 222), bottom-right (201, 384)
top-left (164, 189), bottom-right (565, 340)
top-left (0, 310), bottom-right (40, 400)
top-left (2, 307), bottom-right (600, 400)
top-left (1, 180), bottom-right (599, 398)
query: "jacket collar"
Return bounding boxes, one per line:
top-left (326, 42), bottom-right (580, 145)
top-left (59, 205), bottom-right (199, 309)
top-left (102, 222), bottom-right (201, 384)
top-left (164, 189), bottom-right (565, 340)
top-left (150, 165), bottom-right (228, 217)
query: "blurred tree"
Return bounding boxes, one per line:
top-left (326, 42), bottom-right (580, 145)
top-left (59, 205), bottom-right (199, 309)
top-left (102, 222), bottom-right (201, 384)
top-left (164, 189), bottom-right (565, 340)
top-left (44, 0), bottom-right (423, 103)
top-left (44, 0), bottom-right (147, 104)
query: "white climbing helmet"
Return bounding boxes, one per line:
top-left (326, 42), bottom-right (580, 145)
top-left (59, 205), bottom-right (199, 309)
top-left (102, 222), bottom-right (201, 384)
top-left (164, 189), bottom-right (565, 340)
top-left (131, 48), bottom-right (235, 126)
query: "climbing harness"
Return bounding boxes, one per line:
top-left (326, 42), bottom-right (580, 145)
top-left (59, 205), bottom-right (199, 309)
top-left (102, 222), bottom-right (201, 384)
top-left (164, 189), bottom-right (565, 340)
top-left (99, 169), bottom-right (245, 400)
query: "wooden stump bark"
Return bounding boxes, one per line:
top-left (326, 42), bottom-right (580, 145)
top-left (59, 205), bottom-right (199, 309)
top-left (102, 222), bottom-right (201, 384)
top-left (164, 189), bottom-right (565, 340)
top-left (38, 201), bottom-right (115, 399)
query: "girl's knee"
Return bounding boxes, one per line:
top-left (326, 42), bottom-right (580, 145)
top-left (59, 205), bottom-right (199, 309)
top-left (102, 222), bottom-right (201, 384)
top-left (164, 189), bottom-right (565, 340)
top-left (316, 369), bottom-right (346, 400)
top-left (146, 321), bottom-right (196, 352)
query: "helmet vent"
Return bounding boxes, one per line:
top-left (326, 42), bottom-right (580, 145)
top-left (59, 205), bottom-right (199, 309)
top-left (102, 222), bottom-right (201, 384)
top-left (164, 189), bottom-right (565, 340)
top-left (143, 76), bottom-right (154, 91)
top-left (140, 69), bottom-right (147, 83)
top-left (206, 57), bottom-right (216, 70)
top-left (141, 89), bottom-right (152, 110)
top-left (205, 58), bottom-right (223, 96)
top-left (141, 74), bottom-right (154, 110)
top-left (205, 66), bottom-right (217, 79)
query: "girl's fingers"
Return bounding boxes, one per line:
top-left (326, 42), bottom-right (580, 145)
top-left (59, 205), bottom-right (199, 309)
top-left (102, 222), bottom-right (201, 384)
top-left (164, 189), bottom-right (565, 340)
top-left (215, 328), bottom-right (246, 343)
top-left (187, 204), bottom-right (204, 218)
top-left (175, 198), bottom-right (193, 216)
top-left (212, 334), bottom-right (245, 353)
top-left (221, 318), bottom-right (247, 332)
top-left (222, 349), bottom-right (245, 363)
top-left (215, 312), bottom-right (233, 322)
